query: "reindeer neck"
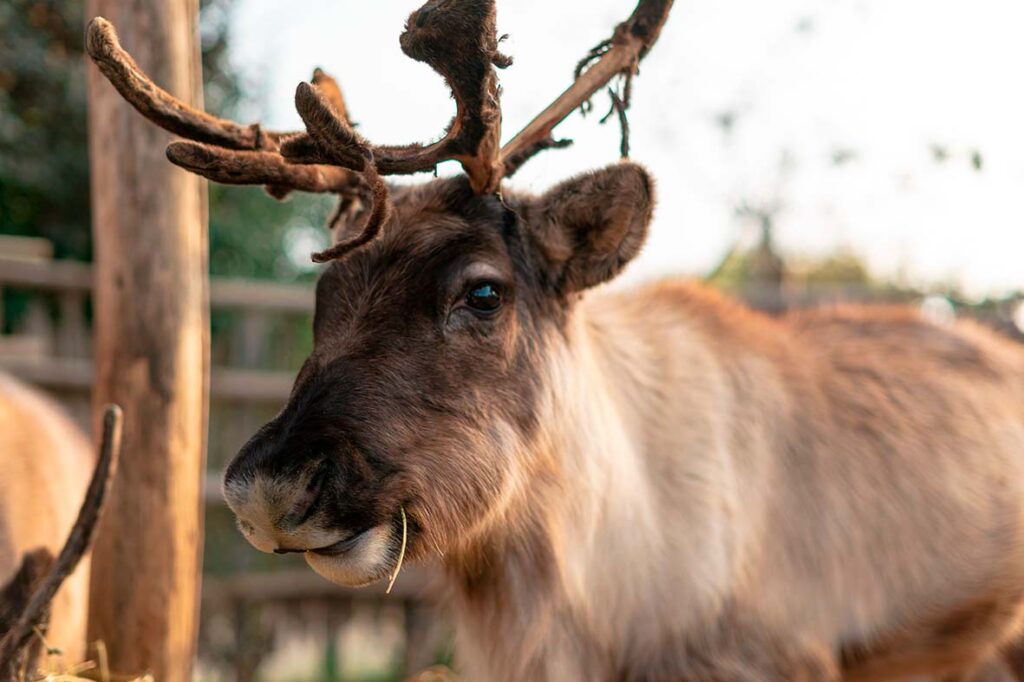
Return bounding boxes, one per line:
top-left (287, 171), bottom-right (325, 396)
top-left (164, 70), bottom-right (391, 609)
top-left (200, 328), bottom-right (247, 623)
top-left (440, 293), bottom-right (674, 679)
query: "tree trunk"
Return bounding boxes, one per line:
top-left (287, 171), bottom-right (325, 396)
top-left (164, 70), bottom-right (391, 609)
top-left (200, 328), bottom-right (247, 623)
top-left (85, 1), bottom-right (208, 680)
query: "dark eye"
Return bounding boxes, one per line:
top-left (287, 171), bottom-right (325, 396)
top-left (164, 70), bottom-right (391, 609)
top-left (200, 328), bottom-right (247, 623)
top-left (465, 282), bottom-right (503, 313)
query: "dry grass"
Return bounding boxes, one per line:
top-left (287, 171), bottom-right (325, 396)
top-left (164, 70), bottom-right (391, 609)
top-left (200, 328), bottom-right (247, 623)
top-left (386, 506), bottom-right (409, 595)
top-left (28, 640), bottom-right (150, 682)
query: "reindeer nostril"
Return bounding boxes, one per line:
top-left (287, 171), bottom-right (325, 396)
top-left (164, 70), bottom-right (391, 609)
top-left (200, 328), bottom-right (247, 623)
top-left (282, 461), bottom-right (332, 529)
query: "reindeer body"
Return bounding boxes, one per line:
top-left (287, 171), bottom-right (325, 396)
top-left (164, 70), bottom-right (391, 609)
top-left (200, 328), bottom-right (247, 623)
top-left (0, 373), bottom-right (94, 663)
top-left (445, 282), bottom-right (1024, 681)
top-left (84, 2), bottom-right (1024, 678)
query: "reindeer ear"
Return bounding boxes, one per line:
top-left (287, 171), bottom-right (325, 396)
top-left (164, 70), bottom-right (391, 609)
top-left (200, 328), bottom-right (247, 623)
top-left (529, 162), bottom-right (654, 293)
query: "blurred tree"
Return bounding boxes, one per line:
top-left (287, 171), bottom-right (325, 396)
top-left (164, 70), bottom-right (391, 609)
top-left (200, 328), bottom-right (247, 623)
top-left (798, 252), bottom-right (872, 287)
top-left (0, 0), bottom-right (332, 281)
top-left (707, 201), bottom-right (784, 291)
top-left (198, 0), bottom-right (333, 282)
top-left (708, 240), bottom-right (875, 292)
top-left (0, 0), bottom-right (90, 260)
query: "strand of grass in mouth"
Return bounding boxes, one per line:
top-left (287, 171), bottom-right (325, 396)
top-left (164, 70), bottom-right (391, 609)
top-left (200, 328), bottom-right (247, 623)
top-left (386, 506), bottom-right (407, 594)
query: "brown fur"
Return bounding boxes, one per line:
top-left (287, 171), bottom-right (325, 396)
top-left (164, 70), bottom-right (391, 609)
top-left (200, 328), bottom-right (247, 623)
top-left (0, 373), bottom-right (94, 663)
top-left (88, 2), bottom-right (1019, 675)
top-left (222, 164), bottom-right (1024, 681)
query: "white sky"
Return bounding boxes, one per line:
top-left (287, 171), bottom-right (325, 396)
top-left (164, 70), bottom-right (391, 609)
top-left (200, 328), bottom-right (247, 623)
top-left (227, 0), bottom-right (1024, 298)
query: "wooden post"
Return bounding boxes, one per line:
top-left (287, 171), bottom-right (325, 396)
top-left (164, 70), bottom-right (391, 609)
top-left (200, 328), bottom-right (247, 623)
top-left (85, 1), bottom-right (208, 680)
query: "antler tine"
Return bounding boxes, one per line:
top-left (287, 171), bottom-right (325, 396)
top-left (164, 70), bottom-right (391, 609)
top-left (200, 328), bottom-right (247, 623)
top-left (165, 142), bottom-right (362, 198)
top-left (499, 0), bottom-right (674, 178)
top-left (281, 0), bottom-right (507, 194)
top-left (311, 68), bottom-right (352, 128)
top-left (86, 17), bottom-right (360, 199)
top-left (292, 82), bottom-right (391, 263)
top-left (87, 17), bottom-right (288, 151)
top-left (393, 0), bottom-right (506, 193)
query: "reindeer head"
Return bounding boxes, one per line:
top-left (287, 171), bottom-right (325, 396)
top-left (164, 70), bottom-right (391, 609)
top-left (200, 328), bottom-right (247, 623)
top-left (87, 0), bottom-right (671, 587)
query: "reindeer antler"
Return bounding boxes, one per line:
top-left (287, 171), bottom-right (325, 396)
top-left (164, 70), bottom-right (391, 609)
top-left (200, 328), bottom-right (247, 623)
top-left (280, 0), bottom-right (509, 195)
top-left (499, 0), bottom-right (674, 178)
top-left (286, 82), bottom-right (393, 262)
top-left (283, 0), bottom-right (675, 194)
top-left (87, 0), bottom-right (673, 262)
top-left (86, 17), bottom-right (360, 200)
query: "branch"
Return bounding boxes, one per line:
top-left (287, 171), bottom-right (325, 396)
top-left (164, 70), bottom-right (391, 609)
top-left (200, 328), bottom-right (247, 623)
top-left (499, 0), bottom-right (674, 177)
top-left (0, 405), bottom-right (124, 672)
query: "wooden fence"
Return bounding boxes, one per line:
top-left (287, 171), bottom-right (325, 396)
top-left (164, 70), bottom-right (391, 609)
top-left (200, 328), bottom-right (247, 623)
top-left (0, 240), bottom-right (445, 681)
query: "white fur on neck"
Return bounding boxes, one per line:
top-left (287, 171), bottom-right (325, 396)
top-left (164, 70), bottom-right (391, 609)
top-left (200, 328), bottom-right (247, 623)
top-left (449, 292), bottom-right (747, 680)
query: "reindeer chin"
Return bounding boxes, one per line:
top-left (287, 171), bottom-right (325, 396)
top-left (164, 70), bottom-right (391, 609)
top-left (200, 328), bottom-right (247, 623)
top-left (303, 524), bottom-right (396, 588)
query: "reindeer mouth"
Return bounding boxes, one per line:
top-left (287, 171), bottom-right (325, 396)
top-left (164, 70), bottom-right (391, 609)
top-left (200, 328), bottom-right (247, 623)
top-left (303, 521), bottom-right (404, 588)
top-left (308, 528), bottom-right (372, 557)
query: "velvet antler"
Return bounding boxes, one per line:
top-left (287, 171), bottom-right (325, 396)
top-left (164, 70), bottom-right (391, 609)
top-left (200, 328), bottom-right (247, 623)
top-left (280, 0), bottom-right (509, 195)
top-left (499, 0), bottom-right (674, 178)
top-left (282, 0), bottom-right (675, 203)
top-left (86, 17), bottom-right (360, 200)
top-left (87, 0), bottom-right (674, 262)
top-left (286, 82), bottom-right (392, 262)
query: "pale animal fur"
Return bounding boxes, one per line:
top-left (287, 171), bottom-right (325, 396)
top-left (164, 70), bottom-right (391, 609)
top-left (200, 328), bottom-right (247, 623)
top-left (83, 1), bottom-right (1024, 675)
top-left (216, 164), bottom-right (1024, 680)
top-left (0, 373), bottom-right (94, 663)
top-left (444, 282), bottom-right (1024, 681)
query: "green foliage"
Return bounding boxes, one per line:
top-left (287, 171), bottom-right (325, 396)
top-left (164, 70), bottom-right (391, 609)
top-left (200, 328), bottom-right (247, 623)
top-left (199, 0), bottom-right (333, 282)
top-left (705, 247), bottom-right (755, 290)
top-left (0, 0), bottom-right (90, 260)
top-left (207, 183), bottom-right (332, 281)
top-left (0, 0), bottom-right (332, 282)
top-left (796, 251), bottom-right (872, 286)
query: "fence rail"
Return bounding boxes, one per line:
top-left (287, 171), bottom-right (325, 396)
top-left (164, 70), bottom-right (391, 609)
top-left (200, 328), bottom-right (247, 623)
top-left (0, 256), bottom-right (314, 312)
top-left (0, 354), bottom-right (294, 402)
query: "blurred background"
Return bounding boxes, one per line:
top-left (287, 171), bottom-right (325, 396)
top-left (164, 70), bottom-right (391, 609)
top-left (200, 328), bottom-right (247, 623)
top-left (1, 0), bottom-right (1022, 680)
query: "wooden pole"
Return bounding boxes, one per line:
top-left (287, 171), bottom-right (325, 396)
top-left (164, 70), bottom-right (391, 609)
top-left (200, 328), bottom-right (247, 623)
top-left (85, 1), bottom-right (208, 680)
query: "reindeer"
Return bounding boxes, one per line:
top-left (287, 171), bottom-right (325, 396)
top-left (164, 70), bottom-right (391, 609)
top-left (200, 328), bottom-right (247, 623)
top-left (86, 1), bottom-right (1024, 680)
top-left (0, 400), bottom-right (121, 681)
top-left (0, 375), bottom-right (120, 675)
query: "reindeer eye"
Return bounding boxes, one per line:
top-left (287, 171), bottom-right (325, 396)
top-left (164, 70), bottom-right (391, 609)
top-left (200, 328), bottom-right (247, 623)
top-left (465, 283), bottom-right (503, 313)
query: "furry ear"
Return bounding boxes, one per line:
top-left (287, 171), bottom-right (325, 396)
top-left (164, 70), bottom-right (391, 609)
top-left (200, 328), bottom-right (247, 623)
top-left (529, 162), bottom-right (654, 293)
